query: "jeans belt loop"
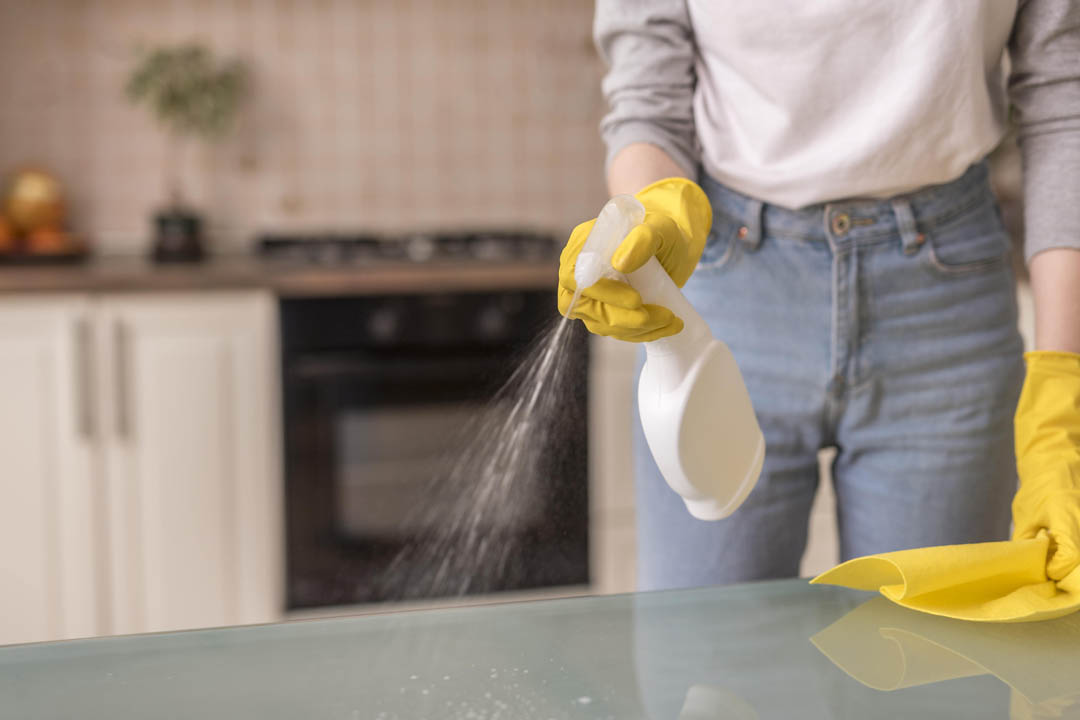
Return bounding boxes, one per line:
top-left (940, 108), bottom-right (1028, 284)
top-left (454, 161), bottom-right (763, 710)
top-left (891, 198), bottom-right (923, 255)
top-left (741, 198), bottom-right (764, 252)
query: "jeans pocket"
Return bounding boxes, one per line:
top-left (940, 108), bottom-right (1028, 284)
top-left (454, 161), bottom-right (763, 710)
top-left (697, 213), bottom-right (741, 271)
top-left (923, 198), bottom-right (1010, 277)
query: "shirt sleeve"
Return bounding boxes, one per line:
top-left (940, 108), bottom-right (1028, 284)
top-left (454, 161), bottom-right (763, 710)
top-left (593, 0), bottom-right (699, 176)
top-left (1008, 0), bottom-right (1080, 262)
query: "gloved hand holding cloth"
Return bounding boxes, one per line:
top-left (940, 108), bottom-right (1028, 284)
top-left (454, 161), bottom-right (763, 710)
top-left (813, 351), bottom-right (1080, 622)
top-left (558, 177), bottom-right (712, 342)
top-left (1012, 352), bottom-right (1080, 581)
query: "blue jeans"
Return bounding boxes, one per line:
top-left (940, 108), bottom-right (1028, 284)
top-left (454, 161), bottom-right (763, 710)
top-left (635, 161), bottom-right (1025, 590)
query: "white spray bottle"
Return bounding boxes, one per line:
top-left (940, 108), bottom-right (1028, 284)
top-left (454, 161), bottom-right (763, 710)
top-left (574, 195), bottom-right (765, 520)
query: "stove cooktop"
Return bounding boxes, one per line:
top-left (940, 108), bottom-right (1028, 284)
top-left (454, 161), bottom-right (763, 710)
top-left (256, 231), bottom-right (558, 266)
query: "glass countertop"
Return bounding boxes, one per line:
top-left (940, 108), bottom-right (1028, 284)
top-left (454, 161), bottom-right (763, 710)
top-left (3, 579), bottom-right (1079, 719)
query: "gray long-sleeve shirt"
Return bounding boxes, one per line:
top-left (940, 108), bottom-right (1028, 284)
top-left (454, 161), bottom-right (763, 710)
top-left (595, 0), bottom-right (1080, 261)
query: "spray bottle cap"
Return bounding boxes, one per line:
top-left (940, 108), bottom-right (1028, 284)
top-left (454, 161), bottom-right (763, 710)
top-left (574, 194), bottom-right (646, 291)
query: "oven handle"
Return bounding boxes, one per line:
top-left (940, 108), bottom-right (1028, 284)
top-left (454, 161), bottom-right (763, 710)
top-left (286, 353), bottom-right (512, 382)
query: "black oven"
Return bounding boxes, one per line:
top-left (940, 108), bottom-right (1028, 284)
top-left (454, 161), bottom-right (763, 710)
top-left (280, 290), bottom-right (589, 609)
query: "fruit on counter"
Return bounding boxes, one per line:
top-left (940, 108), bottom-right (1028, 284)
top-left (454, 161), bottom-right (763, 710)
top-left (25, 226), bottom-right (80, 255)
top-left (0, 215), bottom-right (16, 254)
top-left (0, 168), bottom-right (87, 258)
top-left (4, 168), bottom-right (66, 234)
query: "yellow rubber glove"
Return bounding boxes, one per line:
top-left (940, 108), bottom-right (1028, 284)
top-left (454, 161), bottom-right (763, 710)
top-left (1013, 351), bottom-right (1080, 581)
top-left (557, 177), bottom-right (712, 342)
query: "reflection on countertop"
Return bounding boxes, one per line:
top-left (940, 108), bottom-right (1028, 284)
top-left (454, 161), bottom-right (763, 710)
top-left (812, 597), bottom-right (1080, 718)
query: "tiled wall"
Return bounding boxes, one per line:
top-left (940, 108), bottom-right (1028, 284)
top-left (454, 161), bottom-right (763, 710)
top-left (0, 0), bottom-right (607, 254)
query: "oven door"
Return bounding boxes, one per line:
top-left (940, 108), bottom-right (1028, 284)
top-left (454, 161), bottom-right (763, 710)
top-left (283, 349), bottom-right (588, 608)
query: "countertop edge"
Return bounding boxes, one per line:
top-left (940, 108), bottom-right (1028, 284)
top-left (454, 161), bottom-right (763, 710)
top-left (0, 258), bottom-right (559, 296)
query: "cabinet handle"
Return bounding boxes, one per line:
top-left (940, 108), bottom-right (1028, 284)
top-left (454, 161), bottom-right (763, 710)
top-left (114, 320), bottom-right (130, 439)
top-left (74, 317), bottom-right (94, 440)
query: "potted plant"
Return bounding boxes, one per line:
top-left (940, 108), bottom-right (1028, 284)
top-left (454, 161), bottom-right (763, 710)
top-left (126, 43), bottom-right (247, 262)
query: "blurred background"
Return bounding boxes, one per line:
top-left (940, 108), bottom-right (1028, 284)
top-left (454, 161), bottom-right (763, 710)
top-left (0, 0), bottom-right (1032, 647)
top-left (0, 0), bottom-right (606, 249)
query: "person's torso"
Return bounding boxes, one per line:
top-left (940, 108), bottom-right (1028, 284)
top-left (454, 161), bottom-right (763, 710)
top-left (687, 0), bottom-right (1017, 207)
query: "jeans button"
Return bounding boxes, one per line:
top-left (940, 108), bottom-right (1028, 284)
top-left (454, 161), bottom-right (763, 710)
top-left (831, 213), bottom-right (851, 235)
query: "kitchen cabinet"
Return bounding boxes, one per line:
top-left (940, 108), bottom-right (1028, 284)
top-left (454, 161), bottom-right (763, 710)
top-left (0, 297), bottom-right (100, 645)
top-left (98, 293), bottom-right (281, 635)
top-left (0, 291), bottom-right (281, 644)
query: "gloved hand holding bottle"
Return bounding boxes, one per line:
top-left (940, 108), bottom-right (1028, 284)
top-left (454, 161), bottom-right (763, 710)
top-left (557, 177), bottom-right (765, 521)
top-left (1013, 351), bottom-right (1080, 582)
top-left (557, 177), bottom-right (712, 342)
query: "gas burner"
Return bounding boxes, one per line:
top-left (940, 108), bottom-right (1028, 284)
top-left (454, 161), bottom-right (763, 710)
top-left (256, 235), bottom-right (382, 265)
top-left (255, 231), bottom-right (557, 265)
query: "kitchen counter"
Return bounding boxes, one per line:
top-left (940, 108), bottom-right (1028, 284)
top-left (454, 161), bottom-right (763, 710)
top-left (0, 255), bottom-right (557, 297)
top-left (4, 579), bottom-right (1078, 719)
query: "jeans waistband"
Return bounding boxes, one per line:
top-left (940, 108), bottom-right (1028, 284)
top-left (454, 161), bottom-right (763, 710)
top-left (699, 161), bottom-right (994, 252)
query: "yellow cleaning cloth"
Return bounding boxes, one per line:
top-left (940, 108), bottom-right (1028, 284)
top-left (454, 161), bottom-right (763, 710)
top-left (810, 597), bottom-right (1080, 710)
top-left (811, 532), bottom-right (1080, 622)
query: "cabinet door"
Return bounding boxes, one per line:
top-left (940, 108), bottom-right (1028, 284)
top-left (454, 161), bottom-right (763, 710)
top-left (0, 297), bottom-right (100, 645)
top-left (98, 292), bottom-right (281, 635)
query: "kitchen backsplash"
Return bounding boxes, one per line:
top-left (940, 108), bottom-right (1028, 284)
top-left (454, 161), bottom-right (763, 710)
top-left (0, 0), bottom-right (608, 254)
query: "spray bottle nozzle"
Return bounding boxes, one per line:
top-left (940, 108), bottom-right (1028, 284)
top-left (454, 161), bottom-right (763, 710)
top-left (574, 195), bottom-right (646, 292)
